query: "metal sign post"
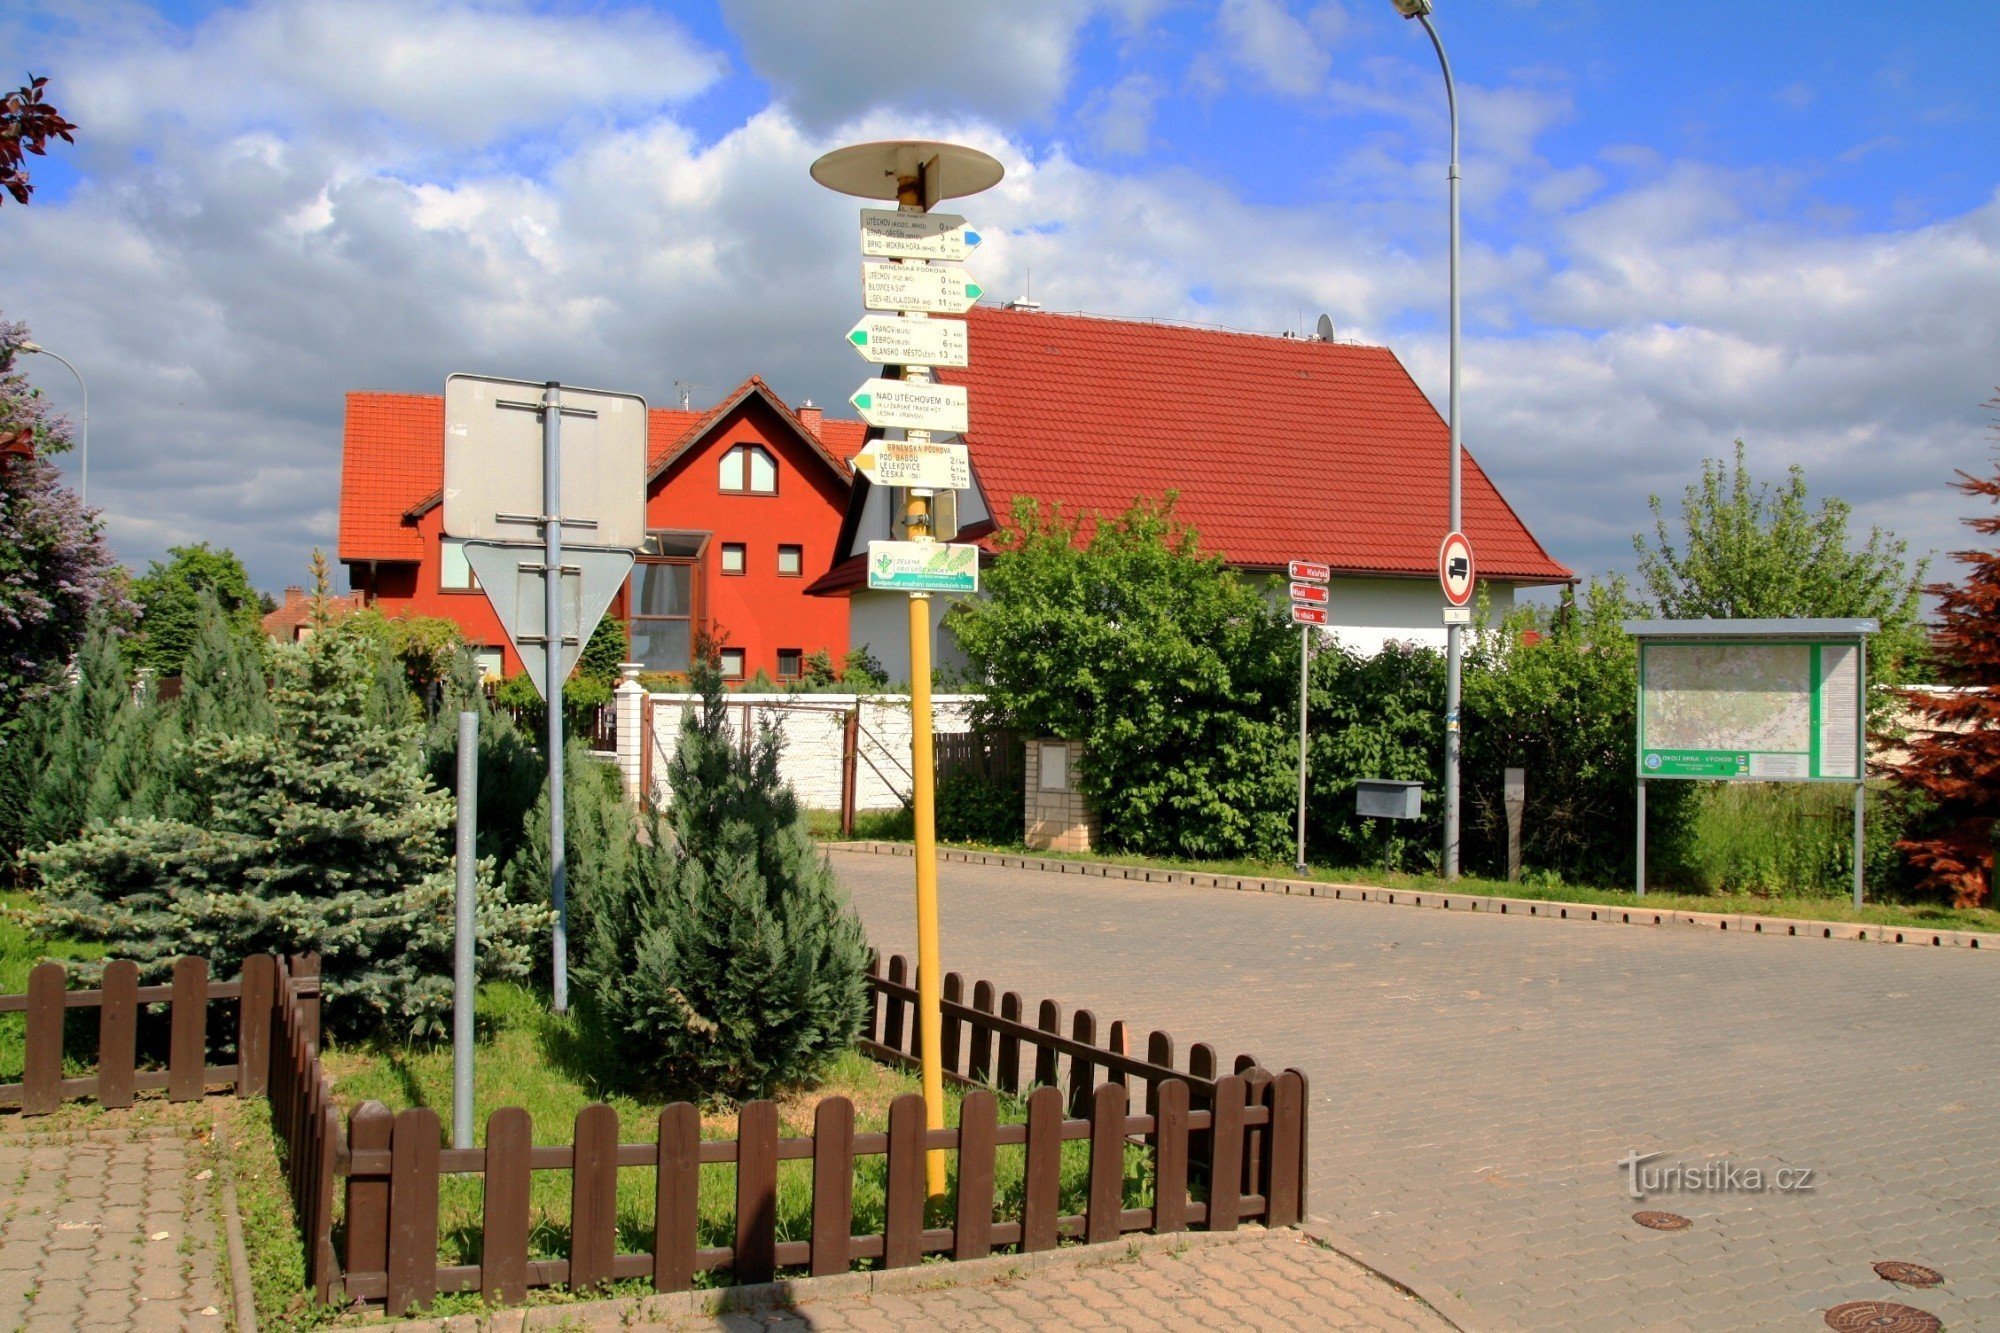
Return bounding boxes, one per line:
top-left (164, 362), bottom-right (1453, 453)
top-left (1288, 560), bottom-right (1330, 874)
top-left (453, 710), bottom-right (478, 1149)
top-left (443, 373), bottom-right (646, 1015)
top-left (813, 139), bottom-right (1003, 1201)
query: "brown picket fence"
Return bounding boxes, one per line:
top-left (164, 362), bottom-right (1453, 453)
top-left (0, 953), bottom-right (346, 1301)
top-left (4, 951), bottom-right (1307, 1318)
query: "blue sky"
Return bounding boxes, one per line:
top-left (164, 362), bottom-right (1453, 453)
top-left (3, 0), bottom-right (1997, 596)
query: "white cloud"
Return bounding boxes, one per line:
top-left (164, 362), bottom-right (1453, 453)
top-left (1217, 0), bottom-right (1332, 97)
top-left (1082, 75), bottom-right (1163, 156)
top-left (718, 0), bottom-right (1101, 128)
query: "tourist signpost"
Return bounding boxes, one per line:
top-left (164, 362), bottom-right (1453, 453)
top-left (1290, 559), bottom-right (1331, 871)
top-left (813, 139), bottom-right (1004, 1199)
top-left (1622, 618), bottom-right (1876, 905)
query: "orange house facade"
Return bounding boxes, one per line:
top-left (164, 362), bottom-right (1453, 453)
top-left (338, 378), bottom-right (867, 683)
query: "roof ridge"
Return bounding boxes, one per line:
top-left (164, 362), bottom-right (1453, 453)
top-left (971, 305), bottom-right (1386, 349)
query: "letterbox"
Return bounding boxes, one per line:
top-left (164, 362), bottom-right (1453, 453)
top-left (1356, 779), bottom-right (1423, 820)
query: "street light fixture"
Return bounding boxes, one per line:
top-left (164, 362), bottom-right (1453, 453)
top-left (16, 341), bottom-right (88, 508)
top-left (1392, 0), bottom-right (1464, 879)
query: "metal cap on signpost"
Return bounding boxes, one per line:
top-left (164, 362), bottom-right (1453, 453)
top-left (813, 138), bottom-right (1001, 1200)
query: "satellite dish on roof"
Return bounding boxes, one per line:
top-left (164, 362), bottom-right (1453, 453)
top-left (1316, 314), bottom-right (1336, 342)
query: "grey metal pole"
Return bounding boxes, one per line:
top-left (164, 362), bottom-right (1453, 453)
top-left (1418, 14), bottom-right (1463, 881)
top-left (453, 709), bottom-right (478, 1149)
top-left (1635, 779), bottom-right (1647, 897)
top-left (542, 382), bottom-right (570, 1014)
top-left (1853, 635), bottom-right (1868, 909)
top-left (1296, 624), bottom-right (1311, 873)
top-left (23, 345), bottom-right (87, 507)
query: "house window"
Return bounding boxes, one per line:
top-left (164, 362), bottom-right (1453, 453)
top-left (720, 543), bottom-right (746, 575)
top-left (631, 531), bottom-right (704, 673)
top-left (472, 647), bottom-right (504, 682)
top-left (720, 647), bottom-right (746, 679)
top-left (777, 544), bottom-right (803, 577)
top-left (777, 648), bottom-right (803, 679)
top-left (720, 444), bottom-right (777, 494)
top-left (440, 538), bottom-right (479, 592)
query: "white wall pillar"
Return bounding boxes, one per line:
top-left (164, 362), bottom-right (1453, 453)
top-left (614, 663), bottom-right (645, 801)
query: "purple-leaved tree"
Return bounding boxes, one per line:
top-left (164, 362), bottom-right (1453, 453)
top-left (1, 315), bottom-right (127, 723)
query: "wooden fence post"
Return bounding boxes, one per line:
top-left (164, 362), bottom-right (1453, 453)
top-left (1067, 1010), bottom-right (1097, 1117)
top-left (864, 953), bottom-right (882, 1046)
top-left (290, 953), bottom-right (322, 1053)
top-left (168, 956), bottom-right (208, 1103)
top-left (1266, 1071), bottom-right (1306, 1227)
top-left (998, 992), bottom-right (1024, 1094)
top-left (1020, 1086), bottom-right (1062, 1253)
top-left (1086, 1083), bottom-right (1127, 1245)
top-left (968, 980), bottom-right (995, 1084)
top-left (22, 962), bottom-right (65, 1116)
top-left (309, 1101), bottom-right (342, 1302)
top-left (1033, 1000), bottom-right (1061, 1089)
top-left (1206, 1075), bottom-right (1245, 1233)
top-left (385, 1107), bottom-right (442, 1316)
top-left (884, 956), bottom-right (908, 1055)
top-left (882, 1093), bottom-right (927, 1269)
top-left (569, 1104), bottom-right (620, 1293)
top-left (480, 1107), bottom-right (532, 1305)
top-left (1153, 1079), bottom-right (1191, 1234)
top-left (653, 1103), bottom-right (700, 1294)
top-left (98, 961), bottom-right (139, 1111)
top-left (345, 1102), bottom-right (394, 1284)
top-left (953, 1090), bottom-right (997, 1260)
top-left (734, 1100), bottom-right (779, 1285)
top-left (810, 1096), bottom-right (856, 1277)
top-left (237, 954), bottom-right (275, 1097)
top-left (940, 972), bottom-right (964, 1077)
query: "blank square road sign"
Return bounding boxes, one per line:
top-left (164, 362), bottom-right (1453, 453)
top-left (443, 374), bottom-right (647, 550)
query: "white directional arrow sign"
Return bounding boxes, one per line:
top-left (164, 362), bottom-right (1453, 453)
top-left (860, 208), bottom-right (981, 261)
top-left (850, 379), bottom-right (970, 433)
top-left (847, 315), bottom-right (970, 368)
top-left (852, 439), bottom-right (971, 490)
top-left (862, 264), bottom-right (983, 315)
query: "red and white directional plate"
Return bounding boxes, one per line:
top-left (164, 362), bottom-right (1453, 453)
top-left (1289, 582), bottom-right (1329, 604)
top-left (1291, 603), bottom-right (1328, 626)
top-left (1289, 559), bottom-right (1331, 584)
top-left (1438, 531), bottom-right (1475, 607)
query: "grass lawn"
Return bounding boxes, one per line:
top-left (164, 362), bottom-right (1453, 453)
top-left (0, 889), bottom-right (106, 1082)
top-left (819, 838), bottom-right (2000, 935)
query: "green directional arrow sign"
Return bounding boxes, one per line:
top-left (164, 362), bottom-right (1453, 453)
top-left (846, 315), bottom-right (970, 367)
top-left (849, 378), bottom-right (970, 432)
top-left (861, 264), bottom-right (983, 315)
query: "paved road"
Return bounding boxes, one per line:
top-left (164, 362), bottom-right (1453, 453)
top-left (0, 1122), bottom-right (228, 1332)
top-left (833, 849), bottom-right (2000, 1331)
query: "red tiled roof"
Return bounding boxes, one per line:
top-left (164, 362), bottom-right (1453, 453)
top-left (935, 308), bottom-right (1571, 583)
top-left (261, 586), bottom-right (361, 640)
top-left (338, 381), bottom-right (866, 563)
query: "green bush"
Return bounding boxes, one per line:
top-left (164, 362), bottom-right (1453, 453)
top-left (949, 496), bottom-right (1296, 860)
top-left (937, 768), bottom-right (1021, 844)
top-left (574, 660), bottom-right (868, 1101)
top-left (30, 617), bottom-right (545, 1038)
top-left (1301, 639), bottom-right (1445, 872)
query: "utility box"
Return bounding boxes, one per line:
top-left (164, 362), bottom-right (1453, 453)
top-left (1356, 779), bottom-right (1423, 821)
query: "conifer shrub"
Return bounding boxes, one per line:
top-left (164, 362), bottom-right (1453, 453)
top-left (574, 660), bottom-right (869, 1101)
top-left (30, 616), bottom-right (545, 1037)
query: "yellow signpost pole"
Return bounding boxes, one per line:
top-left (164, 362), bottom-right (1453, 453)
top-left (812, 140), bottom-right (1004, 1203)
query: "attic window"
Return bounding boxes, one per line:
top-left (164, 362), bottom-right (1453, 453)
top-left (721, 443), bottom-right (777, 494)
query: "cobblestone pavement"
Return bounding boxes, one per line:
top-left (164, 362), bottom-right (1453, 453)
top-left (0, 1120), bottom-right (228, 1333)
top-left (833, 850), bottom-right (2000, 1331)
top-left (390, 1230), bottom-right (1451, 1332)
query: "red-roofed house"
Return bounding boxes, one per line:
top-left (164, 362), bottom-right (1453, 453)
top-left (807, 307), bottom-right (1572, 678)
top-left (338, 378), bottom-right (868, 682)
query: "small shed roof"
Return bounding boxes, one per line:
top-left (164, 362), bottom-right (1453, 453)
top-left (1620, 618), bottom-right (1879, 639)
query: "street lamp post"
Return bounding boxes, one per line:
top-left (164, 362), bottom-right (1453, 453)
top-left (1392, 0), bottom-right (1464, 880)
top-left (19, 342), bottom-right (88, 508)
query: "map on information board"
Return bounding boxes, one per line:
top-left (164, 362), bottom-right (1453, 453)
top-left (1639, 641), bottom-right (1861, 781)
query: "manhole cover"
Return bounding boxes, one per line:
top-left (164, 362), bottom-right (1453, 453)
top-left (1824, 1301), bottom-right (1943, 1333)
top-left (1872, 1261), bottom-right (1944, 1288)
top-left (1632, 1210), bottom-right (1691, 1231)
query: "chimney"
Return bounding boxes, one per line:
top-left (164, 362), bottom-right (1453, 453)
top-left (284, 586), bottom-right (306, 606)
top-left (796, 399), bottom-right (823, 438)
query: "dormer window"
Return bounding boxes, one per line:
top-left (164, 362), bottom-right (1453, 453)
top-left (720, 443), bottom-right (777, 495)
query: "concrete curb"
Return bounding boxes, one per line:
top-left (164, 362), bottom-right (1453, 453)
top-left (379, 1227), bottom-right (1280, 1331)
top-left (1302, 1217), bottom-right (1481, 1332)
top-left (210, 1112), bottom-right (261, 1333)
top-left (827, 841), bottom-right (2000, 953)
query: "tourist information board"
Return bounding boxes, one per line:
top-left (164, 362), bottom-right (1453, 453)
top-left (866, 540), bottom-right (980, 593)
top-left (1636, 637), bottom-right (1866, 781)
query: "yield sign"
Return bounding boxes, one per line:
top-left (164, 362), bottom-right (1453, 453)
top-left (1439, 531), bottom-right (1475, 607)
top-left (464, 542), bottom-right (634, 700)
